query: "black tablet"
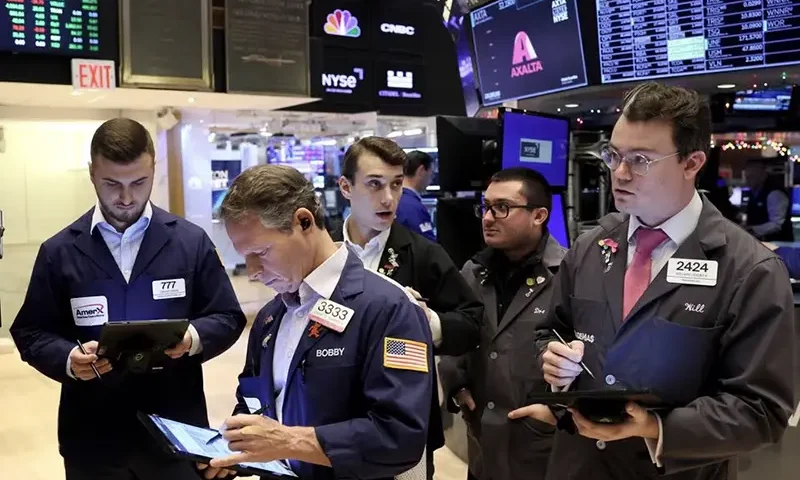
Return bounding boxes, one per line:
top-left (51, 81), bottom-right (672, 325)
top-left (526, 389), bottom-right (670, 424)
top-left (97, 319), bottom-right (189, 372)
top-left (138, 413), bottom-right (298, 479)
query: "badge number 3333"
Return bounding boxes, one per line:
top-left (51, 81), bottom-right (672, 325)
top-left (309, 299), bottom-right (354, 333)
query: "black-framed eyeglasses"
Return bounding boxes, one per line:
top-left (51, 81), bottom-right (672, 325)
top-left (599, 144), bottom-right (679, 176)
top-left (474, 202), bottom-right (541, 219)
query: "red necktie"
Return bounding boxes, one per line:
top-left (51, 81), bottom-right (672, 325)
top-left (622, 227), bottom-right (668, 320)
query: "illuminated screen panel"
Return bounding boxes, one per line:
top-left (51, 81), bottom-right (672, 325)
top-left (470, 0), bottom-right (588, 106)
top-left (597, 0), bottom-right (800, 84)
top-left (0, 0), bottom-right (102, 55)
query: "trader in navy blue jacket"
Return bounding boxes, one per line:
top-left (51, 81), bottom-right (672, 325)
top-left (396, 150), bottom-right (436, 242)
top-left (10, 118), bottom-right (246, 480)
top-left (207, 164), bottom-right (433, 480)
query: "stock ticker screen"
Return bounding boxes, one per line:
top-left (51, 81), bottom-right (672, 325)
top-left (598, 0), bottom-right (800, 84)
top-left (470, 0), bottom-right (588, 106)
top-left (0, 0), bottom-right (101, 55)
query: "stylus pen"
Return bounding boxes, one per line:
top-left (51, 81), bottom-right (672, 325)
top-left (76, 340), bottom-right (102, 381)
top-left (206, 406), bottom-right (268, 445)
top-left (551, 330), bottom-right (595, 380)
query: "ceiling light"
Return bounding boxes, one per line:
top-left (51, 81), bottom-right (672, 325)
top-left (188, 97), bottom-right (196, 103)
top-left (387, 131), bottom-right (403, 138)
top-left (403, 128), bottom-right (423, 136)
top-left (70, 90), bottom-right (83, 96)
top-left (717, 83), bottom-right (736, 89)
top-left (565, 103), bottom-right (579, 108)
top-left (557, 108), bottom-right (561, 112)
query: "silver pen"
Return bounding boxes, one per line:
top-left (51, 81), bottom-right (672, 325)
top-left (551, 329), bottom-right (595, 379)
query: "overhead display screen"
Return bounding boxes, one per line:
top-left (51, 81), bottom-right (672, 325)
top-left (0, 0), bottom-right (101, 55)
top-left (470, 0), bottom-right (588, 106)
top-left (311, 0), bottom-right (369, 49)
top-left (372, 2), bottom-right (423, 53)
top-left (597, 1), bottom-right (800, 84)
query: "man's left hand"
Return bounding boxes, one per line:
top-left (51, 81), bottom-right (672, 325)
top-left (569, 402), bottom-right (659, 442)
top-left (165, 330), bottom-right (192, 359)
top-left (210, 415), bottom-right (289, 468)
top-left (405, 287), bottom-right (432, 320)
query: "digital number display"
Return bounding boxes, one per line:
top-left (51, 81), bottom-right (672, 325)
top-left (597, 0), bottom-right (800, 84)
top-left (0, 0), bottom-right (100, 55)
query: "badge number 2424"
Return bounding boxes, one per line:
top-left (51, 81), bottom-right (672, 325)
top-left (666, 258), bottom-right (718, 287)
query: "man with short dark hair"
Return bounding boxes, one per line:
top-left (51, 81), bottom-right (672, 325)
top-left (439, 167), bottom-right (566, 480)
top-left (208, 164), bottom-right (433, 480)
top-left (333, 136), bottom-right (482, 479)
top-left (10, 118), bottom-right (247, 480)
top-left (743, 158), bottom-right (793, 241)
top-left (511, 82), bottom-right (796, 480)
top-left (397, 150), bottom-right (436, 241)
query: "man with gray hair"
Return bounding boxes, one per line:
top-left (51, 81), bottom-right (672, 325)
top-left (207, 164), bottom-right (433, 480)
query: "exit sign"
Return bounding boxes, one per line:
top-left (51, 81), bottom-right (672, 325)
top-left (71, 59), bottom-right (116, 91)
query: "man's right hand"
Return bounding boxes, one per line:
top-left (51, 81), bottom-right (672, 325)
top-left (455, 388), bottom-right (476, 413)
top-left (542, 340), bottom-right (584, 388)
top-left (69, 341), bottom-right (112, 381)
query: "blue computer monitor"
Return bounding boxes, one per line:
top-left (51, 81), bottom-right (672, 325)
top-left (549, 193), bottom-right (569, 248)
top-left (498, 108), bottom-right (570, 188)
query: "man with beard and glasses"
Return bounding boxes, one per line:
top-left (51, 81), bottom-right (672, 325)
top-left (10, 118), bottom-right (246, 480)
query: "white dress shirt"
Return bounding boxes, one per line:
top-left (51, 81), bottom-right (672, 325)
top-left (342, 217), bottom-right (442, 347)
top-left (67, 202), bottom-right (202, 379)
top-left (272, 244), bottom-right (349, 424)
top-left (341, 216), bottom-right (392, 271)
top-left (626, 191), bottom-right (703, 466)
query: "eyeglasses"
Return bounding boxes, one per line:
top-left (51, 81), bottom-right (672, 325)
top-left (474, 202), bottom-right (541, 219)
top-left (600, 144), bottom-right (679, 176)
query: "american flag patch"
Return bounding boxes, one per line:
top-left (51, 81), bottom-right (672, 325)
top-left (383, 337), bottom-right (429, 373)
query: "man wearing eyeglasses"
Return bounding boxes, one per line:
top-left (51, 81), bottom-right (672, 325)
top-left (510, 82), bottom-right (796, 480)
top-left (439, 167), bottom-right (566, 480)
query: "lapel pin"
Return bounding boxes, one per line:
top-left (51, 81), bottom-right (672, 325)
top-left (262, 333), bottom-right (272, 348)
top-left (526, 278), bottom-right (534, 287)
top-left (536, 276), bottom-right (545, 285)
top-left (308, 322), bottom-right (323, 339)
top-left (525, 288), bottom-right (534, 298)
top-left (264, 315), bottom-right (273, 325)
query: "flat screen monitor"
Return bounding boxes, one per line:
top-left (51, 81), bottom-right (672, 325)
top-left (470, 0), bottom-right (587, 106)
top-left (732, 86), bottom-right (794, 112)
top-left (0, 0), bottom-right (105, 56)
top-left (792, 187), bottom-right (800, 216)
top-left (311, 48), bottom-right (373, 105)
top-left (498, 108), bottom-right (570, 188)
top-left (549, 192), bottom-right (569, 248)
top-left (436, 115), bottom-right (499, 192)
top-left (597, 1), bottom-right (800, 84)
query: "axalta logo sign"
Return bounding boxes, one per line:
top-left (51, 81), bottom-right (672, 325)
top-left (511, 31), bottom-right (543, 78)
top-left (75, 303), bottom-right (105, 319)
top-left (381, 23), bottom-right (415, 36)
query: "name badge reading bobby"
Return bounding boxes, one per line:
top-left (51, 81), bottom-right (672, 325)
top-left (666, 258), bottom-right (718, 287)
top-left (152, 278), bottom-right (187, 300)
top-left (309, 299), bottom-right (354, 333)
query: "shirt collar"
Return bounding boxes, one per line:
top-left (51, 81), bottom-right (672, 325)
top-left (342, 215), bottom-right (392, 253)
top-left (91, 201), bottom-right (153, 233)
top-left (403, 186), bottom-right (422, 200)
top-left (283, 244), bottom-right (349, 306)
top-left (627, 190), bottom-right (702, 246)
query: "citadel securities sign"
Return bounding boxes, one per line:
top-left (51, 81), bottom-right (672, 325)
top-left (511, 31), bottom-right (543, 78)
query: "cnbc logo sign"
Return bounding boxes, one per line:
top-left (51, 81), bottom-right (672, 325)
top-left (324, 9), bottom-right (361, 38)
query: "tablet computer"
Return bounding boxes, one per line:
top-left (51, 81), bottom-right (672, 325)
top-left (526, 389), bottom-right (670, 424)
top-left (138, 412), bottom-right (298, 479)
top-left (97, 319), bottom-right (188, 367)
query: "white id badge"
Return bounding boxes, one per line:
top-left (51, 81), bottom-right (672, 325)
top-left (70, 296), bottom-right (109, 326)
top-left (308, 299), bottom-right (354, 333)
top-left (152, 278), bottom-right (187, 300)
top-left (666, 259), bottom-right (718, 287)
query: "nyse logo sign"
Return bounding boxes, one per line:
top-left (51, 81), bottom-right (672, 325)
top-left (381, 23), bottom-right (415, 35)
top-left (519, 139), bottom-right (553, 164)
top-left (387, 70), bottom-right (413, 89)
top-left (321, 67), bottom-right (365, 95)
